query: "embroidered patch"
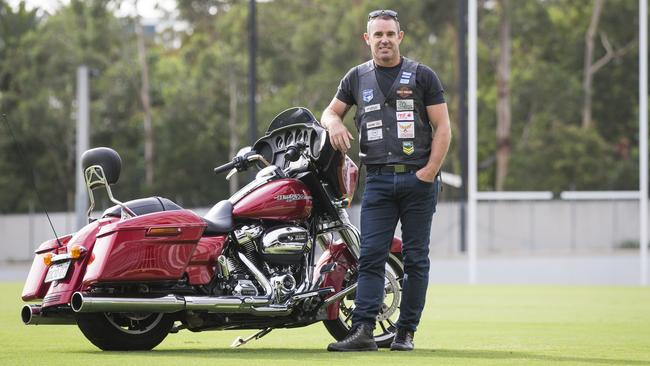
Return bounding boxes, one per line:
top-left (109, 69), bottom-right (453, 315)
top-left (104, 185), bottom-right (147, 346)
top-left (362, 89), bottom-right (374, 103)
top-left (396, 99), bottom-right (414, 111)
top-left (367, 128), bottom-right (383, 141)
top-left (364, 104), bottom-right (381, 113)
top-left (396, 111), bottom-right (414, 121)
top-left (366, 120), bottom-right (382, 129)
top-left (402, 71), bottom-right (412, 77)
top-left (402, 141), bottom-right (414, 155)
top-left (396, 86), bottom-right (413, 98)
top-left (400, 78), bottom-right (410, 84)
top-left (397, 122), bottom-right (415, 139)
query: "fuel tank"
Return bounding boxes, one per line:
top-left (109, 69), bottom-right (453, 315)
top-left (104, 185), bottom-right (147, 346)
top-left (233, 178), bottom-right (312, 221)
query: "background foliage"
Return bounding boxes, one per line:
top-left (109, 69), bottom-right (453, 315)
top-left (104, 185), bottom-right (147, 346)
top-left (0, 0), bottom-right (643, 212)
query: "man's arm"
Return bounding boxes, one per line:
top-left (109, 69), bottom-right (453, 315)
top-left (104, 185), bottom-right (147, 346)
top-left (416, 103), bottom-right (452, 182)
top-left (321, 98), bottom-right (354, 153)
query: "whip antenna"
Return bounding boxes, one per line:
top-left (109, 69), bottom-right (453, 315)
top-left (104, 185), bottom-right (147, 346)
top-left (1, 113), bottom-right (64, 247)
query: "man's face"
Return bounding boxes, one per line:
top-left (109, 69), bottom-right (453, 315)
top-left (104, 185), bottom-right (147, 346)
top-left (364, 18), bottom-right (404, 65)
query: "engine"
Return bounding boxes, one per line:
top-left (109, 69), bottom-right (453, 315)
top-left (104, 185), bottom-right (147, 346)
top-left (222, 224), bottom-right (311, 302)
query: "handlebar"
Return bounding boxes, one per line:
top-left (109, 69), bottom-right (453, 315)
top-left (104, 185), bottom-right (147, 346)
top-left (213, 153), bottom-right (271, 175)
top-left (213, 160), bottom-right (237, 174)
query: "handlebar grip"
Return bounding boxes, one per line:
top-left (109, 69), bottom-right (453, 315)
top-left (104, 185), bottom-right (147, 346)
top-left (214, 160), bottom-right (237, 174)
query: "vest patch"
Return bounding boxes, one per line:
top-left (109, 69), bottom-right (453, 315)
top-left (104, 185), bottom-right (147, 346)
top-left (365, 104), bottom-right (381, 113)
top-left (396, 111), bottom-right (414, 121)
top-left (402, 141), bottom-right (414, 155)
top-left (396, 86), bottom-right (413, 98)
top-left (400, 78), bottom-right (410, 84)
top-left (367, 128), bottom-right (383, 141)
top-left (396, 99), bottom-right (414, 111)
top-left (362, 89), bottom-right (374, 102)
top-left (366, 120), bottom-right (382, 128)
top-left (398, 122), bottom-right (415, 139)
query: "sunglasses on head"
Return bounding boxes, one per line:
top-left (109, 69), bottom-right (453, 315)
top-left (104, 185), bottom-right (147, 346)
top-left (368, 9), bottom-right (398, 21)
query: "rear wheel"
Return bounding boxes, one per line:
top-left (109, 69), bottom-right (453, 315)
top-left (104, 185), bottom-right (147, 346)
top-left (323, 253), bottom-right (404, 348)
top-left (75, 312), bottom-right (174, 351)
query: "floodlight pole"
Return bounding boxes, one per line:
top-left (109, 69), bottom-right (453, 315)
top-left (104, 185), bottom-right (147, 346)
top-left (640, 0), bottom-right (648, 286)
top-left (248, 0), bottom-right (257, 146)
top-left (467, 0), bottom-right (478, 284)
top-left (75, 66), bottom-right (89, 230)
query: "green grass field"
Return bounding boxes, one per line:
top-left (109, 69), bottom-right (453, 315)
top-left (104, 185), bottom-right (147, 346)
top-left (2, 283), bottom-right (649, 366)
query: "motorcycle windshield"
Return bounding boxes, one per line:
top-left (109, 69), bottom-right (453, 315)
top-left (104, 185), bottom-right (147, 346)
top-left (265, 107), bottom-right (320, 133)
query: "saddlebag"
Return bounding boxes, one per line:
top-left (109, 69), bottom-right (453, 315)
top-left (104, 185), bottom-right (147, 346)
top-left (82, 210), bottom-right (207, 285)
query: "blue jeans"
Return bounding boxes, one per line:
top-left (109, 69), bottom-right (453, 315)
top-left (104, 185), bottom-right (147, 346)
top-left (352, 171), bottom-right (439, 332)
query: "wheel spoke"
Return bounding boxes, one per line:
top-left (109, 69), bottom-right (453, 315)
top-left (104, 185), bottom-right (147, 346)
top-left (386, 318), bottom-right (397, 331)
top-left (378, 320), bottom-right (388, 334)
top-left (344, 310), bottom-right (353, 323)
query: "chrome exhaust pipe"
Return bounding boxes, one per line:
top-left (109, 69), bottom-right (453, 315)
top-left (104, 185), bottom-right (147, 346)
top-left (71, 292), bottom-right (289, 315)
top-left (71, 293), bottom-right (186, 313)
top-left (71, 253), bottom-right (285, 315)
top-left (21, 305), bottom-right (75, 325)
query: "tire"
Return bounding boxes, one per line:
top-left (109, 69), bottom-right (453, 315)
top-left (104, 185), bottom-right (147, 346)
top-left (323, 253), bottom-right (404, 348)
top-left (75, 312), bottom-right (174, 351)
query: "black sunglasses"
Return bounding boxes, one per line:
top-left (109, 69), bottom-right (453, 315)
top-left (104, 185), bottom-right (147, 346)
top-left (368, 9), bottom-right (398, 21)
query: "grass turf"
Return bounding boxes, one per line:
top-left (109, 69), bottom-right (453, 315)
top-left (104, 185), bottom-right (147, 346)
top-left (1, 283), bottom-right (649, 365)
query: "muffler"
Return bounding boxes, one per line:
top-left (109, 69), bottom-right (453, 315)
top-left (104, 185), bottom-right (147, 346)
top-left (71, 293), bottom-right (186, 313)
top-left (21, 305), bottom-right (75, 325)
top-left (70, 292), bottom-right (291, 315)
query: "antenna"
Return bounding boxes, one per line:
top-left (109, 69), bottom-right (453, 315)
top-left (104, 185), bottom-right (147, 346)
top-left (1, 113), bottom-right (64, 247)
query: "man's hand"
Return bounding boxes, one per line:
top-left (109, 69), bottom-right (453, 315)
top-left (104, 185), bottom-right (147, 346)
top-left (328, 120), bottom-right (354, 153)
top-left (321, 98), bottom-right (354, 153)
top-left (416, 168), bottom-right (437, 183)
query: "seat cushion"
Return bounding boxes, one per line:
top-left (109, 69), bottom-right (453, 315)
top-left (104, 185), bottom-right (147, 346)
top-left (203, 200), bottom-right (234, 235)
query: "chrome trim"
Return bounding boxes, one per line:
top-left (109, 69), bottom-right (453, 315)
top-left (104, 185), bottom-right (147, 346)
top-left (237, 252), bottom-right (273, 297)
top-left (261, 226), bottom-right (309, 255)
top-left (217, 255), bottom-right (230, 277)
top-left (71, 293), bottom-right (185, 313)
top-left (84, 165), bottom-right (135, 220)
top-left (322, 283), bottom-right (358, 306)
top-left (21, 305), bottom-right (76, 325)
top-left (228, 174), bottom-right (274, 205)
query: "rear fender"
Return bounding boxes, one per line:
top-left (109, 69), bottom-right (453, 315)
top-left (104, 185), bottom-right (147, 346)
top-left (21, 235), bottom-right (73, 301)
top-left (26, 218), bottom-right (116, 307)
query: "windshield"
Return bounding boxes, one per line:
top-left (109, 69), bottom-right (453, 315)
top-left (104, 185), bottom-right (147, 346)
top-left (266, 107), bottom-right (320, 133)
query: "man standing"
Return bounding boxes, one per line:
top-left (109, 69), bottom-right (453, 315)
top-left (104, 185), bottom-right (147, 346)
top-left (321, 9), bottom-right (451, 352)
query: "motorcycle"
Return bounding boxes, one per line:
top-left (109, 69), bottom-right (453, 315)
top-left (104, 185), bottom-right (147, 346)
top-left (20, 107), bottom-right (404, 350)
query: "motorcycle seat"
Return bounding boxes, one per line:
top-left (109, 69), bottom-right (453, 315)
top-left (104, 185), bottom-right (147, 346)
top-left (202, 200), bottom-right (234, 235)
top-left (102, 196), bottom-right (182, 217)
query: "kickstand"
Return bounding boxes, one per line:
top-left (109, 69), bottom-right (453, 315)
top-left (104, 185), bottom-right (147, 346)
top-left (230, 327), bottom-right (273, 348)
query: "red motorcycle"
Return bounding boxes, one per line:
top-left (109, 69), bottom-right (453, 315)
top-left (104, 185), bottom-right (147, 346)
top-left (20, 107), bottom-right (404, 350)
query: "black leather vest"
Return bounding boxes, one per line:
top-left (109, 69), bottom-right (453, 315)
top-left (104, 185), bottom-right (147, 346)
top-left (353, 57), bottom-right (432, 166)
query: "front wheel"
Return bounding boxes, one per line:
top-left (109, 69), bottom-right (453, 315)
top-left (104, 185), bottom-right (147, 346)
top-left (75, 312), bottom-right (174, 351)
top-left (323, 253), bottom-right (404, 348)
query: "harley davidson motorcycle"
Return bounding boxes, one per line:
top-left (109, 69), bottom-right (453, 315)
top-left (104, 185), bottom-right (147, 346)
top-left (20, 107), bottom-right (404, 350)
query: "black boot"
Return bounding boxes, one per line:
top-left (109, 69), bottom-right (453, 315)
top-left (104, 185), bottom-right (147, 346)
top-left (390, 328), bottom-right (415, 351)
top-left (327, 323), bottom-right (378, 352)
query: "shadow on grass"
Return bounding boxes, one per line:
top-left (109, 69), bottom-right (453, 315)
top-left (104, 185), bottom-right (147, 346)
top-left (80, 348), bottom-right (649, 365)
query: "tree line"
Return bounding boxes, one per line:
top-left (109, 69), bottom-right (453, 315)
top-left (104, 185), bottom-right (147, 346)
top-left (0, 0), bottom-right (643, 213)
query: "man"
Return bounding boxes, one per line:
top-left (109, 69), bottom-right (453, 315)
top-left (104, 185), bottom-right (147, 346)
top-left (321, 9), bottom-right (451, 352)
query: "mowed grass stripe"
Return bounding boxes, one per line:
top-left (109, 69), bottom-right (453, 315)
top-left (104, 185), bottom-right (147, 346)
top-left (2, 283), bottom-right (649, 365)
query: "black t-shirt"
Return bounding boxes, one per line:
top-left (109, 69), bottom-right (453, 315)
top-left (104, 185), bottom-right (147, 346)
top-left (335, 58), bottom-right (445, 107)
